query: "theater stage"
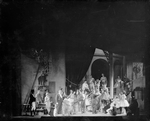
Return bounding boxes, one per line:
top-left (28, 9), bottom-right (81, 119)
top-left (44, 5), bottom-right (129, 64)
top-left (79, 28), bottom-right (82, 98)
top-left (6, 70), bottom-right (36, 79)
top-left (13, 112), bottom-right (127, 118)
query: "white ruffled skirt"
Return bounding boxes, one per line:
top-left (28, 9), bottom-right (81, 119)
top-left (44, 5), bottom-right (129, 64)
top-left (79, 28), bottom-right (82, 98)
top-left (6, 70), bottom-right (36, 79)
top-left (120, 100), bottom-right (129, 107)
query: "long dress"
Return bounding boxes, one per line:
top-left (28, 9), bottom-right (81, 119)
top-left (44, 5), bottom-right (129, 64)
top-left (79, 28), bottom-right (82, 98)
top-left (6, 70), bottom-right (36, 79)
top-left (44, 95), bottom-right (51, 114)
top-left (85, 94), bottom-right (91, 106)
top-left (100, 76), bottom-right (107, 86)
top-left (101, 87), bottom-right (110, 101)
top-left (56, 94), bottom-right (63, 114)
top-left (114, 81), bottom-right (124, 96)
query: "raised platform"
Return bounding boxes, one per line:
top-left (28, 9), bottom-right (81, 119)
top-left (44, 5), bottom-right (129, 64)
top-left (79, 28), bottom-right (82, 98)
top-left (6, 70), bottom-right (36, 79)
top-left (10, 111), bottom-right (149, 121)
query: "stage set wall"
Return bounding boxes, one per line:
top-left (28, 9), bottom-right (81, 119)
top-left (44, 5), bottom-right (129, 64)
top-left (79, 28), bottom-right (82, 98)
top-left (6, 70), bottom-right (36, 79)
top-left (46, 52), bottom-right (66, 103)
top-left (21, 54), bottom-right (39, 105)
top-left (86, 48), bottom-right (108, 79)
top-left (21, 52), bottom-right (66, 104)
top-left (126, 62), bottom-right (145, 111)
top-left (84, 48), bottom-right (124, 98)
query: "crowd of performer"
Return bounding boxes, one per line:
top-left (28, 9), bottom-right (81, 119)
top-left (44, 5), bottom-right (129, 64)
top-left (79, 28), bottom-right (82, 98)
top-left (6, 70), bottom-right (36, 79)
top-left (29, 74), bottom-right (137, 116)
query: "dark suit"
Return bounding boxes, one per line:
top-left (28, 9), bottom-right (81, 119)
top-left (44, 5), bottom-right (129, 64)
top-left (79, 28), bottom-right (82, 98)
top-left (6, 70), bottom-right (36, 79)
top-left (29, 94), bottom-right (36, 106)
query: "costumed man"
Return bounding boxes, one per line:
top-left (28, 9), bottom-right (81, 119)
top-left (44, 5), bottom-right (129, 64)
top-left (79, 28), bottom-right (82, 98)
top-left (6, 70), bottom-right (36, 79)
top-left (128, 95), bottom-right (139, 116)
top-left (114, 76), bottom-right (124, 96)
top-left (29, 89), bottom-right (36, 116)
top-left (56, 89), bottom-right (63, 114)
top-left (123, 75), bottom-right (132, 101)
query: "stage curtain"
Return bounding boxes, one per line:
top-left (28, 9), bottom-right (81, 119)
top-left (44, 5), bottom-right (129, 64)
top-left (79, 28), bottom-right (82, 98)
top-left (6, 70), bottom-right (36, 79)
top-left (66, 43), bottom-right (95, 93)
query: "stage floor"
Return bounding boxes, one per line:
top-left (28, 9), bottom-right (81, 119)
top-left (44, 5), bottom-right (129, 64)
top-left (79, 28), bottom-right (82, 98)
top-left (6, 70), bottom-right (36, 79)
top-left (14, 112), bottom-right (126, 118)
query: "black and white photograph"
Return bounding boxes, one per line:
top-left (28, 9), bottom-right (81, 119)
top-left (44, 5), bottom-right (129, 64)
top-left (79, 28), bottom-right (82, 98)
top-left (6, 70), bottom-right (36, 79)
top-left (0, 0), bottom-right (150, 121)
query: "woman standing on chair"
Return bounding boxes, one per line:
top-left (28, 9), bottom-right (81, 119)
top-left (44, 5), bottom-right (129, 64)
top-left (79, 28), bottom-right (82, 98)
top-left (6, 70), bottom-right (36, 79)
top-left (29, 89), bottom-right (36, 116)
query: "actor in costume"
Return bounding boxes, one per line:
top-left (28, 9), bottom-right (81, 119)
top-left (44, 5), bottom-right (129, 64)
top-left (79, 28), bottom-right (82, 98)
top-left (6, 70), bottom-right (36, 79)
top-left (95, 79), bottom-right (100, 92)
top-left (29, 89), bottom-right (36, 116)
top-left (101, 84), bottom-right (110, 106)
top-left (82, 81), bottom-right (89, 92)
top-left (35, 89), bottom-right (43, 104)
top-left (120, 91), bottom-right (129, 114)
top-left (91, 94), bottom-right (101, 114)
top-left (89, 78), bottom-right (95, 94)
top-left (114, 76), bottom-right (124, 96)
top-left (100, 73), bottom-right (107, 87)
top-left (44, 92), bottom-right (52, 115)
top-left (56, 89), bottom-right (63, 114)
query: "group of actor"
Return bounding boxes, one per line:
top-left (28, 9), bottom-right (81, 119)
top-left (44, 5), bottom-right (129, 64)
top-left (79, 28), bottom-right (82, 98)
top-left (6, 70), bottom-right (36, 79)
top-left (28, 74), bottom-right (133, 116)
top-left (29, 88), bottom-right (53, 116)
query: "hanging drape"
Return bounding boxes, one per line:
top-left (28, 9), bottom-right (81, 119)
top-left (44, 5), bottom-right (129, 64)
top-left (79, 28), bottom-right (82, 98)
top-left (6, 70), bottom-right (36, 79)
top-left (66, 43), bottom-right (95, 94)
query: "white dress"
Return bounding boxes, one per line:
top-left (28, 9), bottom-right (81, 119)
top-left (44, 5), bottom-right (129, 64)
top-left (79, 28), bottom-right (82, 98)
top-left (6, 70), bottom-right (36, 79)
top-left (101, 87), bottom-right (110, 100)
top-left (113, 98), bottom-right (121, 108)
top-left (120, 94), bottom-right (129, 107)
top-left (45, 95), bottom-right (51, 113)
top-left (85, 95), bottom-right (91, 106)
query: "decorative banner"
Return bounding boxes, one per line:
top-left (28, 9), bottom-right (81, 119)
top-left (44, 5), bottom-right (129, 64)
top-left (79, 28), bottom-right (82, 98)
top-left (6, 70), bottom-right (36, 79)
top-left (133, 62), bottom-right (143, 80)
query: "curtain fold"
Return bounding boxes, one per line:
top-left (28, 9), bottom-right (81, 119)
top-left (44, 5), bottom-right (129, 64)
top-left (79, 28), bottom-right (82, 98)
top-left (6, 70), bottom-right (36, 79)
top-left (66, 44), bottom-right (95, 94)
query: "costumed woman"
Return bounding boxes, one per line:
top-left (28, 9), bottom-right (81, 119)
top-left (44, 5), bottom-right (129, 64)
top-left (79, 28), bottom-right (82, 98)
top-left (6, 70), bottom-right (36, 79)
top-left (119, 91), bottom-right (129, 114)
top-left (101, 84), bottom-right (111, 107)
top-left (89, 78), bottom-right (95, 94)
top-left (114, 76), bottom-right (124, 96)
top-left (82, 81), bottom-right (89, 92)
top-left (95, 79), bottom-right (100, 93)
top-left (44, 91), bottom-right (52, 115)
top-left (100, 74), bottom-right (107, 87)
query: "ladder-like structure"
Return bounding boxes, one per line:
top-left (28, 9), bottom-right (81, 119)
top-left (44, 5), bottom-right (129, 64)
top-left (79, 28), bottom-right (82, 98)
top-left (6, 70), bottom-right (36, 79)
top-left (22, 65), bottom-right (40, 115)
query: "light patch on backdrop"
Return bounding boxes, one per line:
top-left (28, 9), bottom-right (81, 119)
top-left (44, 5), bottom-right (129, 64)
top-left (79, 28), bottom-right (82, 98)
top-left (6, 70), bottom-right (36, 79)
top-left (133, 62), bottom-right (143, 80)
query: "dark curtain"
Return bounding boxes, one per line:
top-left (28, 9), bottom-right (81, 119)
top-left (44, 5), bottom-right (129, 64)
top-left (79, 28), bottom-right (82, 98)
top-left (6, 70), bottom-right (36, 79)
top-left (66, 44), bottom-right (95, 94)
